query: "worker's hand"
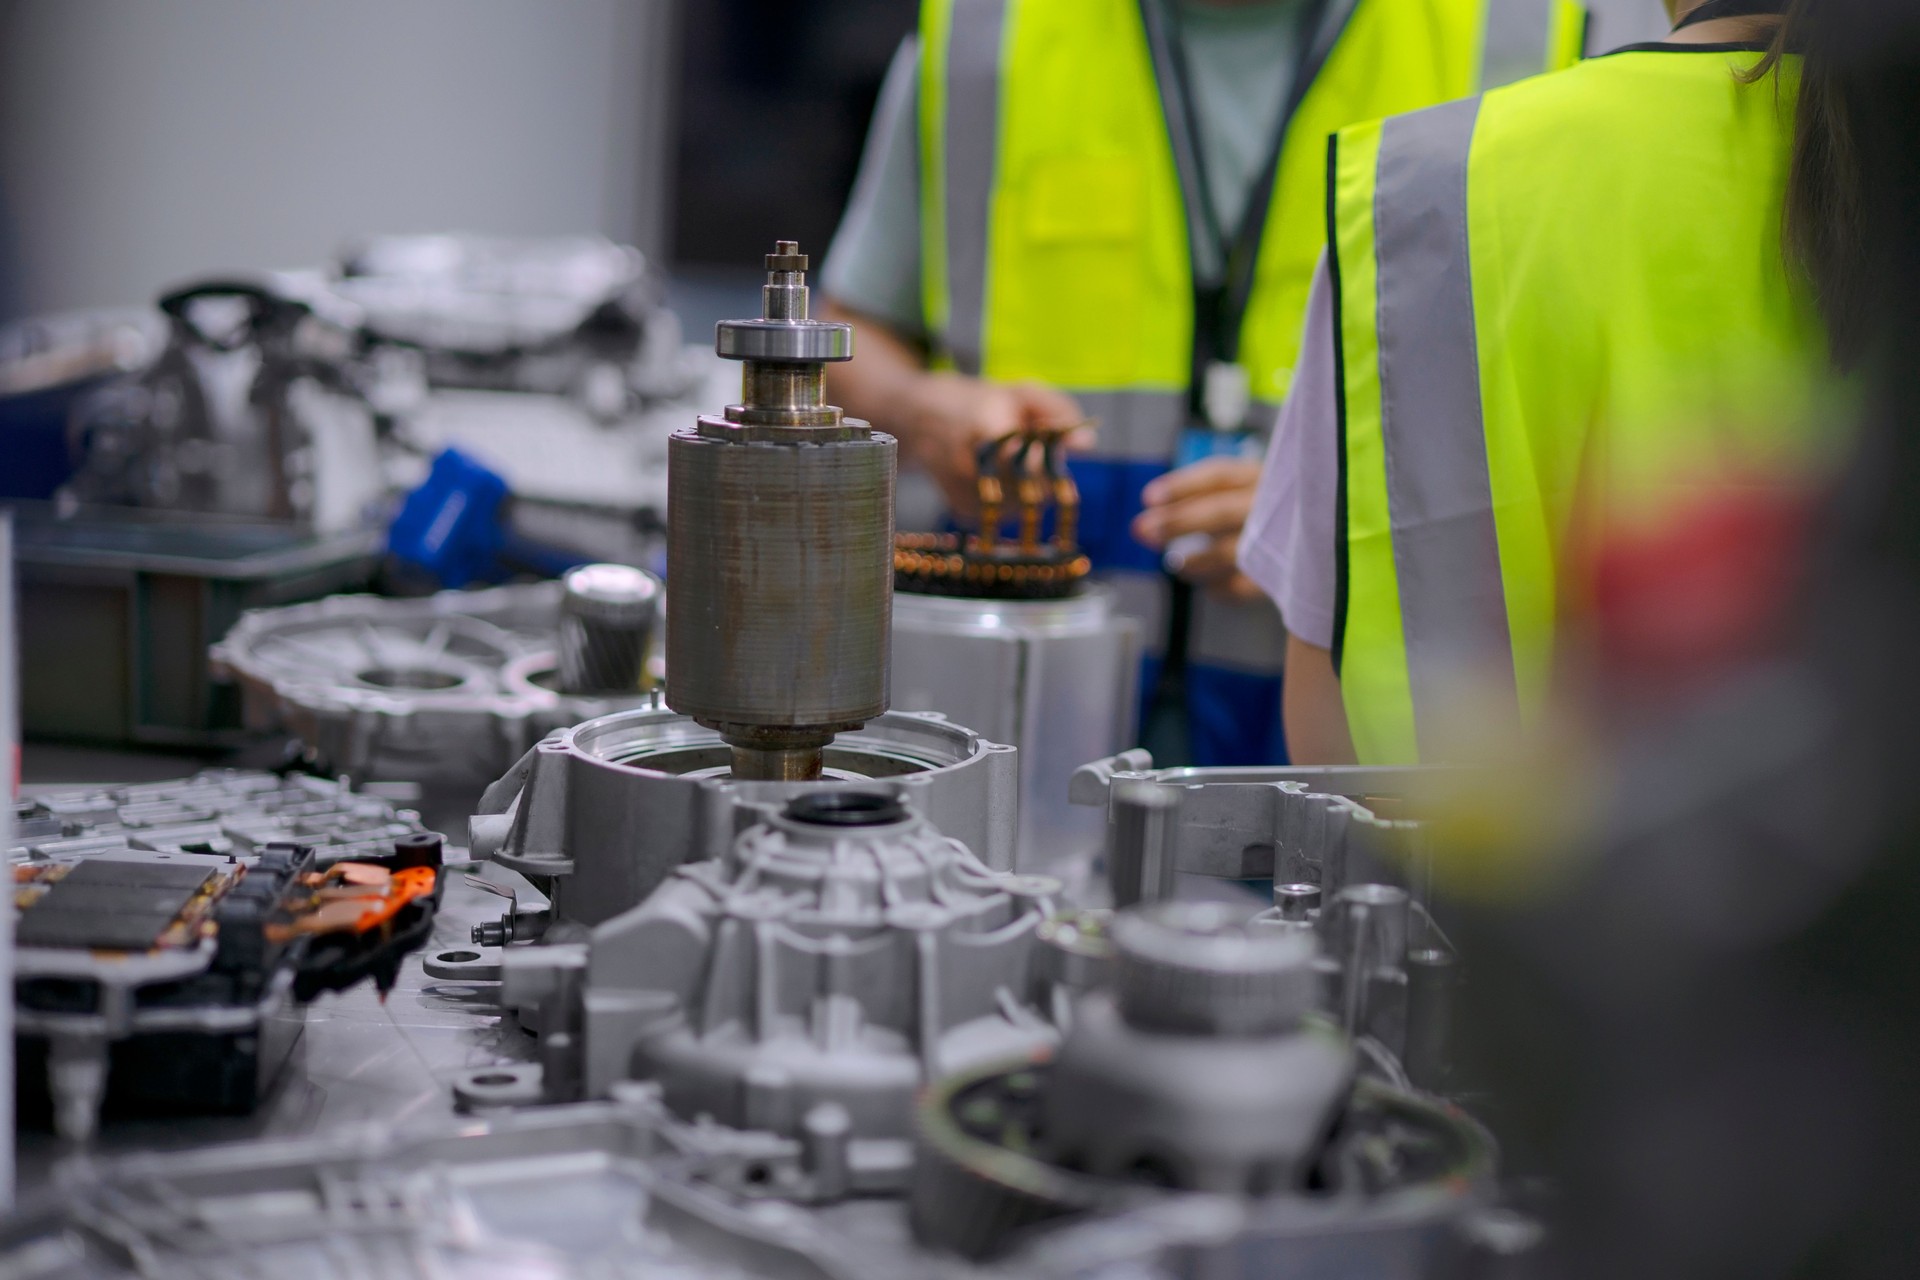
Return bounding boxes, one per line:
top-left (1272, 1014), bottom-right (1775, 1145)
top-left (1132, 457), bottom-right (1266, 602)
top-left (895, 374), bottom-right (1090, 518)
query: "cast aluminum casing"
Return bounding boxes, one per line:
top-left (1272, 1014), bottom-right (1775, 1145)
top-left (0, 1089), bottom-right (1512, 1280)
top-left (567, 797), bottom-right (1060, 1193)
top-left (1071, 755), bottom-right (1465, 1092)
top-left (1044, 904), bottom-right (1353, 1193)
top-left (0, 763), bottom-right (1518, 1279)
top-left (891, 586), bottom-right (1140, 877)
top-left (468, 705), bottom-right (1020, 928)
top-left (211, 580), bottom-right (656, 792)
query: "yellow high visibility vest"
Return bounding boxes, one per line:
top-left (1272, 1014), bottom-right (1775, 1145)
top-left (918, 0), bottom-right (1588, 462)
top-left (1328, 48), bottom-right (1828, 763)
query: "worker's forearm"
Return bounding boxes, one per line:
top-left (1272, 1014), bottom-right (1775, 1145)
top-left (1283, 633), bottom-right (1358, 765)
top-left (820, 299), bottom-right (930, 439)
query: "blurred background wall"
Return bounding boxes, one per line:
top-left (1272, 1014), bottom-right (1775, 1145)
top-left (0, 0), bottom-right (676, 319)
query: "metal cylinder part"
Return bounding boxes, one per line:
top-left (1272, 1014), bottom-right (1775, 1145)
top-left (1041, 900), bottom-right (1353, 1196)
top-left (802, 1102), bottom-right (854, 1201)
top-left (1252, 881), bottom-right (1324, 935)
top-left (665, 242), bottom-right (896, 780)
top-left (890, 586), bottom-right (1139, 875)
top-left (1404, 947), bottom-right (1459, 1092)
top-left (1107, 779), bottom-right (1182, 908)
top-left (1327, 884), bottom-right (1411, 975)
top-left (1036, 908), bottom-right (1115, 995)
top-left (557, 563), bottom-right (659, 696)
top-left (1275, 883), bottom-right (1323, 922)
top-left (1321, 884), bottom-right (1412, 1046)
top-left (1111, 901), bottom-right (1320, 1037)
top-left (666, 433), bottom-right (894, 776)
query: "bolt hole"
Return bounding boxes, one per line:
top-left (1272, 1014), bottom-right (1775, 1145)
top-left (743, 1163), bottom-right (771, 1186)
top-left (439, 950), bottom-right (481, 963)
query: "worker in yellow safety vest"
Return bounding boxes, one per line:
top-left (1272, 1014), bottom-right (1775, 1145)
top-left (819, 0), bottom-right (1586, 766)
top-left (1239, 0), bottom-right (1838, 764)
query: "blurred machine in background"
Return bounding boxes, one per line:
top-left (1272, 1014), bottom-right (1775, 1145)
top-left (2, 234), bottom-right (715, 754)
top-left (212, 567), bottom-right (660, 819)
top-left (337, 233), bottom-right (697, 412)
top-left (63, 275), bottom-right (382, 530)
top-left (50, 235), bottom-right (703, 538)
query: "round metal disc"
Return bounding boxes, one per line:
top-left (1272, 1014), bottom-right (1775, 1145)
top-left (714, 318), bottom-right (853, 362)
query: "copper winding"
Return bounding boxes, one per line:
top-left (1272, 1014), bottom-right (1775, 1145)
top-left (896, 423), bottom-right (1094, 600)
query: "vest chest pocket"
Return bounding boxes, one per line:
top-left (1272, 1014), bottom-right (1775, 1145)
top-left (1019, 153), bottom-right (1145, 244)
top-left (997, 153), bottom-right (1153, 383)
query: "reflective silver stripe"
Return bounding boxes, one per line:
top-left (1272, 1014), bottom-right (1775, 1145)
top-left (1480, 0), bottom-right (1554, 89)
top-left (1371, 97), bottom-right (1520, 756)
top-left (1191, 591), bottom-right (1288, 676)
top-left (943, 0), bottom-right (1007, 375)
top-left (1059, 387), bottom-right (1271, 463)
top-left (940, 9), bottom-right (1189, 458)
top-left (1065, 388), bottom-right (1187, 461)
top-left (1136, 0), bottom-right (1214, 282)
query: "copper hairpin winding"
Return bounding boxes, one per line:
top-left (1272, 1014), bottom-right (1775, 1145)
top-left (895, 423), bottom-right (1093, 600)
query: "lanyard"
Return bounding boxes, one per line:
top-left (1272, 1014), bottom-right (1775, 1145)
top-left (1138, 0), bottom-right (1359, 428)
top-left (1673, 0), bottom-right (1787, 30)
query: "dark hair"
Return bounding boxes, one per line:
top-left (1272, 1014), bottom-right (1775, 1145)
top-left (1743, 0), bottom-right (1868, 366)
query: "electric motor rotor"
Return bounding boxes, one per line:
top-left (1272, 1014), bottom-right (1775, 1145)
top-left (664, 240), bottom-right (896, 780)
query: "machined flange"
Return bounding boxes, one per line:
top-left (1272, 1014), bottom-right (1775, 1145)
top-left (211, 579), bottom-right (657, 790)
top-left (469, 705), bottom-right (1019, 927)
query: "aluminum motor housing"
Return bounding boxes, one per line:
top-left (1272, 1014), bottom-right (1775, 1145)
top-left (574, 794), bottom-right (1060, 1193)
top-left (891, 585), bottom-right (1139, 877)
top-left (469, 704), bottom-right (1020, 928)
top-left (1043, 903), bottom-right (1353, 1194)
top-left (211, 580), bottom-right (657, 796)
